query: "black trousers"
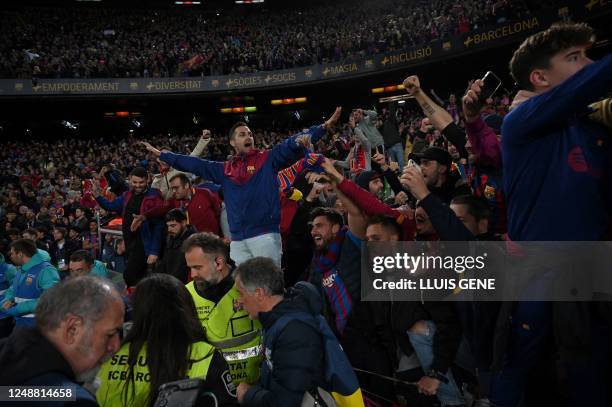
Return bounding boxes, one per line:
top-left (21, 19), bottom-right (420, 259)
top-left (124, 237), bottom-right (148, 287)
top-left (0, 317), bottom-right (14, 339)
top-left (341, 332), bottom-right (397, 406)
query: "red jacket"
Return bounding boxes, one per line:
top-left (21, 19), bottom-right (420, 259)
top-left (280, 194), bottom-right (300, 250)
top-left (144, 188), bottom-right (222, 235)
top-left (337, 178), bottom-right (416, 241)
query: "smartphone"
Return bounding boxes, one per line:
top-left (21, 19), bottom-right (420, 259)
top-left (479, 71), bottom-right (502, 102)
top-left (407, 159), bottom-right (422, 173)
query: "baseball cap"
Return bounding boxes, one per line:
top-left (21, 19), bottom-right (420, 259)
top-left (355, 171), bottom-right (384, 190)
top-left (409, 147), bottom-right (452, 169)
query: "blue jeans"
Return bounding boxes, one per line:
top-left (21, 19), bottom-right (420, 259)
top-left (407, 320), bottom-right (464, 406)
top-left (230, 232), bottom-right (282, 267)
top-left (387, 142), bottom-right (405, 169)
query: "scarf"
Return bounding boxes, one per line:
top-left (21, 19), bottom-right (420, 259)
top-left (311, 226), bottom-right (352, 334)
top-left (277, 152), bottom-right (325, 192)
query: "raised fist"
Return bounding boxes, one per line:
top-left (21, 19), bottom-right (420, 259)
top-left (403, 75), bottom-right (421, 95)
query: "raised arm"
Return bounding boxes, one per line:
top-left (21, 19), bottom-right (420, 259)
top-left (162, 153), bottom-right (224, 184)
top-left (323, 159), bottom-right (399, 220)
top-left (321, 160), bottom-right (367, 240)
top-left (189, 130), bottom-right (212, 157)
top-left (372, 152), bottom-right (406, 195)
top-left (403, 75), bottom-right (453, 132)
top-left (270, 107), bottom-right (342, 171)
top-left (462, 79), bottom-right (502, 167)
top-left (337, 188), bottom-right (367, 240)
top-left (140, 140), bottom-right (225, 184)
top-left (91, 179), bottom-right (124, 213)
top-left (503, 52), bottom-right (612, 144)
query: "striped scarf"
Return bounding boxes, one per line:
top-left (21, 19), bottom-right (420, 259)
top-left (277, 153), bottom-right (325, 192)
top-left (311, 226), bottom-right (352, 335)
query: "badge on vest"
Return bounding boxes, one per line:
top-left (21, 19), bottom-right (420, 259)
top-left (484, 185), bottom-right (496, 200)
top-left (26, 275), bottom-right (34, 285)
top-left (222, 370), bottom-right (237, 397)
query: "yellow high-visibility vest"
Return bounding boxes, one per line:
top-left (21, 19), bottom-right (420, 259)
top-left (96, 341), bottom-right (214, 407)
top-left (186, 281), bottom-right (263, 384)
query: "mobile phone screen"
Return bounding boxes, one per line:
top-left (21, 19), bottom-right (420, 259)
top-left (480, 71), bottom-right (502, 102)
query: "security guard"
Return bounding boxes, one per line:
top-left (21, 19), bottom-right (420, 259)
top-left (1, 239), bottom-right (59, 327)
top-left (183, 233), bottom-right (263, 385)
top-left (97, 340), bottom-right (226, 406)
top-left (96, 274), bottom-right (236, 406)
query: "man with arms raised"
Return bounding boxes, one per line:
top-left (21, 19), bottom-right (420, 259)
top-left (141, 108), bottom-right (341, 266)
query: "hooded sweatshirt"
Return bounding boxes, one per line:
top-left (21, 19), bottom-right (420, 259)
top-left (2, 250), bottom-right (60, 315)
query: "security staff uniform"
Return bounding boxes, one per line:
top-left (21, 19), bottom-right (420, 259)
top-left (186, 274), bottom-right (263, 384)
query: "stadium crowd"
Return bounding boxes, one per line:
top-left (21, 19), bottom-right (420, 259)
top-left (0, 0), bottom-right (554, 79)
top-left (1, 20), bottom-right (612, 407)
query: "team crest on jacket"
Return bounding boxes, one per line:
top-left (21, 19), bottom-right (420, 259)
top-left (484, 185), bottom-right (496, 200)
top-left (247, 165), bottom-right (256, 173)
top-left (25, 275), bottom-right (33, 285)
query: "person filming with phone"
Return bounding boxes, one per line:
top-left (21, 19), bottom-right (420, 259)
top-left (403, 74), bottom-right (507, 234)
top-left (402, 147), bottom-right (471, 205)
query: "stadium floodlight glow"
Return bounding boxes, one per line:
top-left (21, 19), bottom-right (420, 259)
top-left (372, 84), bottom-right (405, 94)
top-left (116, 111), bottom-right (130, 118)
top-left (235, 0), bottom-right (265, 3)
top-left (270, 97), bottom-right (307, 106)
top-left (61, 120), bottom-right (78, 130)
top-left (220, 106), bottom-right (257, 113)
top-left (175, 1), bottom-right (202, 4)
